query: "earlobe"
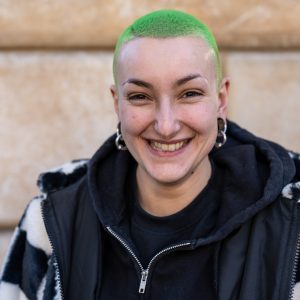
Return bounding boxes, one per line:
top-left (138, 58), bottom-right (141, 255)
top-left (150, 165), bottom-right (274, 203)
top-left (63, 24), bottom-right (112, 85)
top-left (110, 85), bottom-right (119, 118)
top-left (218, 77), bottom-right (230, 118)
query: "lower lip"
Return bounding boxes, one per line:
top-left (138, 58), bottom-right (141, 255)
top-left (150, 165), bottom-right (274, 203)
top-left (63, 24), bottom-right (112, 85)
top-left (146, 140), bottom-right (191, 157)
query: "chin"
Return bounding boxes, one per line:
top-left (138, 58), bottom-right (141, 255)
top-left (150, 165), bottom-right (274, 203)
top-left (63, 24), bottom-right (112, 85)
top-left (147, 167), bottom-right (192, 185)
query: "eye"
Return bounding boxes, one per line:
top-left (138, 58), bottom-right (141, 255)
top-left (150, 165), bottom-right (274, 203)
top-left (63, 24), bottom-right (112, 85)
top-left (126, 93), bottom-right (152, 105)
top-left (128, 93), bottom-right (147, 101)
top-left (182, 90), bottom-right (203, 98)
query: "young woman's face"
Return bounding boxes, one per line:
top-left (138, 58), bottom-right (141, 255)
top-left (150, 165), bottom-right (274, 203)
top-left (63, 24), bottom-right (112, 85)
top-left (111, 37), bottom-right (228, 186)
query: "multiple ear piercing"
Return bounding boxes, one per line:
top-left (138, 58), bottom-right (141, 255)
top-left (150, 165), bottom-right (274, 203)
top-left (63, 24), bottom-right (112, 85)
top-left (215, 118), bottom-right (227, 148)
top-left (115, 123), bottom-right (128, 150)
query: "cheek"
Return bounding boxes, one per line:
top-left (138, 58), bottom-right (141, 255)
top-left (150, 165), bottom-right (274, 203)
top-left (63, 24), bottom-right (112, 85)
top-left (180, 103), bottom-right (218, 131)
top-left (118, 104), bottom-right (151, 135)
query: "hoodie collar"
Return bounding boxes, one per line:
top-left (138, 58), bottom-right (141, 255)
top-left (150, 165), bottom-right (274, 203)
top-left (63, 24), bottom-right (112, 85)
top-left (87, 121), bottom-right (296, 243)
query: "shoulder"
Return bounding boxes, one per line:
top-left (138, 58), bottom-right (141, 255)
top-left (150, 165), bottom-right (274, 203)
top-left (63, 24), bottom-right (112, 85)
top-left (282, 151), bottom-right (300, 202)
top-left (1, 159), bottom-right (90, 260)
top-left (25, 159), bottom-right (89, 242)
top-left (289, 151), bottom-right (300, 181)
top-left (289, 151), bottom-right (300, 162)
top-left (0, 159), bottom-right (89, 299)
top-left (282, 180), bottom-right (300, 203)
top-left (282, 151), bottom-right (300, 200)
top-left (37, 159), bottom-right (89, 194)
top-left (279, 152), bottom-right (300, 216)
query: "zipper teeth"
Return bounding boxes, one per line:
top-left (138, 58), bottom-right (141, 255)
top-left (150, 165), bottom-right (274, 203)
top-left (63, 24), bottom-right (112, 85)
top-left (107, 226), bottom-right (192, 272)
top-left (289, 234), bottom-right (300, 300)
top-left (106, 226), bottom-right (144, 271)
top-left (146, 242), bottom-right (191, 271)
top-left (107, 226), bottom-right (192, 294)
top-left (41, 198), bottom-right (64, 300)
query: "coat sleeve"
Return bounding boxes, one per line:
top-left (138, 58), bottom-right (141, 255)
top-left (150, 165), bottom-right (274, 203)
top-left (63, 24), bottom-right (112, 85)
top-left (0, 159), bottom-right (88, 300)
top-left (0, 195), bottom-right (60, 300)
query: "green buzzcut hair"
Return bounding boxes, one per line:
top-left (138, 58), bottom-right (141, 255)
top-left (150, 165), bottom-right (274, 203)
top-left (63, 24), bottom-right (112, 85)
top-left (113, 9), bottom-right (222, 85)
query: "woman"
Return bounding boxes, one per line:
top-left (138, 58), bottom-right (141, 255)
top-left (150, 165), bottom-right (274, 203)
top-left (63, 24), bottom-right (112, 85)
top-left (1, 9), bottom-right (300, 300)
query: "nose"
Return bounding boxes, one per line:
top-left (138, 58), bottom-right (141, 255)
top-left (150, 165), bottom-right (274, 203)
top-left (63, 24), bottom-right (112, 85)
top-left (154, 99), bottom-right (180, 139)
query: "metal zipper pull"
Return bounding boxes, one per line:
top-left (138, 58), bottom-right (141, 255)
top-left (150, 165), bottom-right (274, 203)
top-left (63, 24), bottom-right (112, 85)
top-left (106, 226), bottom-right (191, 295)
top-left (139, 270), bottom-right (148, 294)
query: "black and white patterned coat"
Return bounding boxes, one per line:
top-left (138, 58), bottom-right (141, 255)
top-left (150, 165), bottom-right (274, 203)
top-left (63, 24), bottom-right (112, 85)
top-left (0, 160), bottom-right (87, 300)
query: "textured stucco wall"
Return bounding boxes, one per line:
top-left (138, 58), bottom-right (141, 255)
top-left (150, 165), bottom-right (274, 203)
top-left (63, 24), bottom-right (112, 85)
top-left (0, 0), bottom-right (299, 266)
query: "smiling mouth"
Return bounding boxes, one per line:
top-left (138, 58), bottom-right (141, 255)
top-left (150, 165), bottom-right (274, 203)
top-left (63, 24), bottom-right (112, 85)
top-left (149, 139), bottom-right (190, 152)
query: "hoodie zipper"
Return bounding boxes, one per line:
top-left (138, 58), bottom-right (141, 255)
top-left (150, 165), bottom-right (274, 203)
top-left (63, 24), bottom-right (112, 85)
top-left (106, 226), bottom-right (191, 294)
top-left (287, 198), bottom-right (300, 300)
top-left (289, 234), bottom-right (300, 300)
top-left (41, 199), bottom-right (64, 300)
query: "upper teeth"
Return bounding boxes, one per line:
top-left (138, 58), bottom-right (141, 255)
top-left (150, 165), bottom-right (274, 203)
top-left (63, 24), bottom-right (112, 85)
top-left (150, 141), bottom-right (187, 152)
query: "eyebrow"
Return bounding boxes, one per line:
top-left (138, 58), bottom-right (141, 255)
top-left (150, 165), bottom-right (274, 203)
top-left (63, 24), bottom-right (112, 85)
top-left (174, 74), bottom-right (207, 87)
top-left (122, 78), bottom-right (153, 89)
top-left (122, 73), bottom-right (206, 89)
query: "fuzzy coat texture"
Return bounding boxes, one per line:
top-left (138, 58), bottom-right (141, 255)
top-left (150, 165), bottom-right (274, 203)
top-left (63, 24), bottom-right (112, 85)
top-left (0, 122), bottom-right (300, 300)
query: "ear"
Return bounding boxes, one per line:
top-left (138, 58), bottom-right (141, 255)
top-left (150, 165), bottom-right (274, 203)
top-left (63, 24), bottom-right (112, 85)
top-left (217, 77), bottom-right (230, 119)
top-left (110, 84), bottom-right (120, 119)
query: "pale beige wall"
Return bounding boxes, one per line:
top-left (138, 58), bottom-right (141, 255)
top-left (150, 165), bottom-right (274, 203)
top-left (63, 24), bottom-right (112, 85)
top-left (1, 0), bottom-right (299, 266)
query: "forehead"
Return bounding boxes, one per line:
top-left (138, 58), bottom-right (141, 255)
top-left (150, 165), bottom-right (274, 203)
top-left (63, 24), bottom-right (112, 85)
top-left (116, 37), bottom-right (216, 84)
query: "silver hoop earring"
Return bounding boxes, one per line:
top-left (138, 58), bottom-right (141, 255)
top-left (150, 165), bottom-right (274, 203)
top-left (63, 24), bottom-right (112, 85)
top-left (215, 118), bottom-right (227, 148)
top-left (115, 123), bottom-right (127, 151)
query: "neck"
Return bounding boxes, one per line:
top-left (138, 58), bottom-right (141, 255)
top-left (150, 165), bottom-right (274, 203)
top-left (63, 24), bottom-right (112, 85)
top-left (136, 158), bottom-right (212, 217)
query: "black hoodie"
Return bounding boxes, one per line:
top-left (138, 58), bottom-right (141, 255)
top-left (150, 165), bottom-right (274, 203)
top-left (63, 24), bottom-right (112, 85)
top-left (38, 121), bottom-right (299, 299)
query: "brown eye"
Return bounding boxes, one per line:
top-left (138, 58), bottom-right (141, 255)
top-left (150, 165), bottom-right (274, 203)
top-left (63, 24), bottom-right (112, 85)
top-left (128, 94), bottom-right (147, 101)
